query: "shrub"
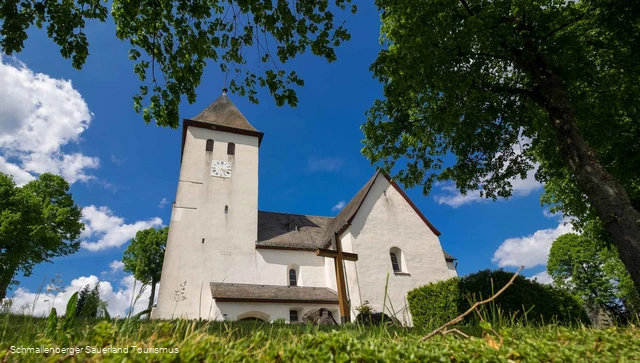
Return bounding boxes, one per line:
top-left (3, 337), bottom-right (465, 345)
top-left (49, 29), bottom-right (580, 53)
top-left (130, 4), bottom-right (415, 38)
top-left (408, 269), bottom-right (589, 329)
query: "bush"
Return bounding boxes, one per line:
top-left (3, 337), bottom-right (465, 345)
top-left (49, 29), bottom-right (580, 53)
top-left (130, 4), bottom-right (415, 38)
top-left (408, 269), bottom-right (589, 329)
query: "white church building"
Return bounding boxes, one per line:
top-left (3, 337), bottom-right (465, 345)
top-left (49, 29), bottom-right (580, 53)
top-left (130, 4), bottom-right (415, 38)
top-left (152, 94), bottom-right (458, 325)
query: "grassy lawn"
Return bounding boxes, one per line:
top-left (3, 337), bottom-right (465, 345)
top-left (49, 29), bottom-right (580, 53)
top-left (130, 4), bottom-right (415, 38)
top-left (1, 313), bottom-right (640, 362)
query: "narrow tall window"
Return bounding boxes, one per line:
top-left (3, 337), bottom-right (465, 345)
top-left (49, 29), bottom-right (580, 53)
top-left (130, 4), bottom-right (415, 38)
top-left (390, 253), bottom-right (400, 272)
top-left (224, 205), bottom-right (228, 214)
top-left (289, 269), bottom-right (297, 286)
top-left (289, 310), bottom-right (298, 322)
top-left (206, 139), bottom-right (214, 151)
top-left (227, 142), bottom-right (235, 155)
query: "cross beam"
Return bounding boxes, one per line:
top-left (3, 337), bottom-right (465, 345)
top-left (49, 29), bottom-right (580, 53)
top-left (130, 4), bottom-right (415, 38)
top-left (316, 232), bottom-right (358, 323)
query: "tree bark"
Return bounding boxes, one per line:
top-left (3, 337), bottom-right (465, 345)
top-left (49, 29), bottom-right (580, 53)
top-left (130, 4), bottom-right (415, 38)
top-left (148, 278), bottom-right (157, 318)
top-left (0, 263), bottom-right (17, 301)
top-left (533, 66), bottom-right (640, 293)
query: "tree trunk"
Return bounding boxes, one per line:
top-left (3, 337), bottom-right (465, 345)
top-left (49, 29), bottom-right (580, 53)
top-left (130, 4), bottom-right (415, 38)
top-left (534, 68), bottom-right (640, 293)
top-left (148, 278), bottom-right (156, 318)
top-left (0, 264), bottom-right (17, 301)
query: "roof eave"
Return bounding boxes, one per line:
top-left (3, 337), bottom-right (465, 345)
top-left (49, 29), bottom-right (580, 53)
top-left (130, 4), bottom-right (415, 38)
top-left (180, 118), bottom-right (264, 162)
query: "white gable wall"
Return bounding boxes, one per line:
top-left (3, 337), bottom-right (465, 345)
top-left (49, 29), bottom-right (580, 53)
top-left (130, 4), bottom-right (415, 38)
top-left (346, 174), bottom-right (456, 326)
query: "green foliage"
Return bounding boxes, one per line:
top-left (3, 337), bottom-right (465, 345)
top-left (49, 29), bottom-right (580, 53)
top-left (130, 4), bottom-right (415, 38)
top-left (123, 226), bottom-right (168, 314)
top-left (408, 270), bottom-right (589, 329)
top-left (2, 315), bottom-right (640, 362)
top-left (362, 0), bottom-right (640, 289)
top-left (75, 283), bottom-right (106, 319)
top-left (548, 223), bottom-right (640, 321)
top-left (355, 300), bottom-right (375, 315)
top-left (0, 173), bottom-right (83, 299)
top-left (407, 278), bottom-right (459, 328)
top-left (0, 0), bottom-right (357, 128)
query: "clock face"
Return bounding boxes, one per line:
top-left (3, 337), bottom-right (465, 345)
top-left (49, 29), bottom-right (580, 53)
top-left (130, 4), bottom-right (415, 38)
top-left (211, 160), bottom-right (232, 178)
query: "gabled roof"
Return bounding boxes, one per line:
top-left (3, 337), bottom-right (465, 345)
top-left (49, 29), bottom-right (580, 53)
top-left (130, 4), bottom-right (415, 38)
top-left (210, 282), bottom-right (338, 304)
top-left (323, 171), bottom-right (442, 244)
top-left (323, 171), bottom-right (381, 243)
top-left (181, 94), bottom-right (264, 159)
top-left (253, 171), bottom-right (443, 251)
top-left (256, 211), bottom-right (332, 250)
top-left (189, 94), bottom-right (260, 133)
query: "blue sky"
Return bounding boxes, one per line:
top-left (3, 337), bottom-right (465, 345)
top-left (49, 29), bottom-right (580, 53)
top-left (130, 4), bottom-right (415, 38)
top-left (0, 1), bottom-right (568, 315)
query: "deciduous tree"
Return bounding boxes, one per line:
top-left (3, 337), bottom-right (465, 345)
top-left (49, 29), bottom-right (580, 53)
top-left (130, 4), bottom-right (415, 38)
top-left (0, 0), bottom-right (356, 128)
top-left (363, 0), bottom-right (640, 290)
top-left (0, 173), bottom-right (83, 300)
top-left (547, 222), bottom-right (640, 321)
top-left (122, 226), bottom-right (168, 316)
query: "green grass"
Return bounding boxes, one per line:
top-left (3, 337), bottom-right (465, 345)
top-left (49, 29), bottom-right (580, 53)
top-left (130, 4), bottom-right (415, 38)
top-left (1, 313), bottom-right (640, 362)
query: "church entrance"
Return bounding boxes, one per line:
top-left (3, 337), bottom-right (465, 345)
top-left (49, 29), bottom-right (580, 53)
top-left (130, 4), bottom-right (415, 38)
top-left (236, 311), bottom-right (270, 321)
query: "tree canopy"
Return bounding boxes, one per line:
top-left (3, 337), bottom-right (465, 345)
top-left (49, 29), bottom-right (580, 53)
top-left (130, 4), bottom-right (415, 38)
top-left (122, 226), bottom-right (168, 315)
top-left (0, 0), bottom-right (356, 128)
top-left (0, 172), bottom-right (84, 300)
top-left (363, 0), bottom-right (640, 290)
top-left (547, 223), bottom-right (640, 322)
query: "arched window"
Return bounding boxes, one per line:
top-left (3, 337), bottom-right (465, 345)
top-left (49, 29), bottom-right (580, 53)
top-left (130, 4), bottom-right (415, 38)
top-left (227, 142), bottom-right (235, 155)
top-left (206, 139), bottom-right (214, 151)
top-left (289, 269), bottom-right (297, 286)
top-left (390, 252), bottom-right (400, 272)
top-left (389, 247), bottom-right (406, 273)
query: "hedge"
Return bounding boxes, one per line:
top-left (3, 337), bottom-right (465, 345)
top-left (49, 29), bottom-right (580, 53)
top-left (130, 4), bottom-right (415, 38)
top-left (408, 269), bottom-right (590, 328)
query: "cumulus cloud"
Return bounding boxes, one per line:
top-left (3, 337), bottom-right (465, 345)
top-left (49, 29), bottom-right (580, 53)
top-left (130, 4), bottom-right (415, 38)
top-left (529, 271), bottom-right (553, 285)
top-left (307, 156), bottom-right (344, 172)
top-left (109, 260), bottom-right (125, 273)
top-left (0, 55), bottom-right (99, 185)
top-left (492, 218), bottom-right (574, 269)
top-left (6, 274), bottom-right (153, 318)
top-left (80, 205), bottom-right (163, 252)
top-left (332, 200), bottom-right (346, 212)
top-left (434, 137), bottom-right (543, 208)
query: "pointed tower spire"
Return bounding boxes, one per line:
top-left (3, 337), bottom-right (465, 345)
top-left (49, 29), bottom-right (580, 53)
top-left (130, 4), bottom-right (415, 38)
top-left (189, 94), bottom-right (260, 133)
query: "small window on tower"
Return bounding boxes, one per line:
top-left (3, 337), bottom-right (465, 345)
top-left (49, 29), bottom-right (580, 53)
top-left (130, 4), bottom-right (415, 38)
top-left (224, 205), bottom-right (228, 214)
top-left (289, 309), bottom-right (298, 323)
top-left (227, 142), bottom-right (235, 155)
top-left (206, 139), bottom-right (214, 151)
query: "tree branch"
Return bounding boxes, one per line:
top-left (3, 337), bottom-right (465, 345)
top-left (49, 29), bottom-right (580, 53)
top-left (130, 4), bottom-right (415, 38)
top-left (421, 265), bottom-right (524, 340)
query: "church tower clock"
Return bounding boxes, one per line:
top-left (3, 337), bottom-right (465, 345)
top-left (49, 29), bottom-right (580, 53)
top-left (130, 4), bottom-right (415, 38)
top-left (153, 91), bottom-right (264, 319)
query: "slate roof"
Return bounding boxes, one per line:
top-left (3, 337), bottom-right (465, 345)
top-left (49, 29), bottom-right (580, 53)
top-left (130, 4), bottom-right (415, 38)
top-left (324, 171), bottom-right (381, 242)
top-left (189, 94), bottom-right (260, 133)
top-left (210, 282), bottom-right (339, 303)
top-left (257, 211), bottom-right (332, 250)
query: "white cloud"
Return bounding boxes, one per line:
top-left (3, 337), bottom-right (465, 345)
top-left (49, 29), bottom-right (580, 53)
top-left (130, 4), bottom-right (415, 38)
top-left (529, 271), bottom-right (553, 285)
top-left (0, 55), bottom-right (99, 185)
top-left (80, 205), bottom-right (163, 252)
top-left (332, 200), bottom-right (346, 212)
top-left (434, 137), bottom-right (542, 208)
top-left (492, 218), bottom-right (574, 269)
top-left (158, 198), bottom-right (169, 208)
top-left (5, 274), bottom-right (154, 318)
top-left (307, 156), bottom-right (344, 172)
top-left (109, 260), bottom-right (125, 273)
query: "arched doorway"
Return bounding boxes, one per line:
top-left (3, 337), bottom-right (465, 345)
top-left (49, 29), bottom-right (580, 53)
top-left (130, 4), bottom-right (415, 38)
top-left (237, 311), bottom-right (270, 321)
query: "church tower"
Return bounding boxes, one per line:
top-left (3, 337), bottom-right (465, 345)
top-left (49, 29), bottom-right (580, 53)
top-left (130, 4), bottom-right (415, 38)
top-left (153, 92), bottom-right (264, 319)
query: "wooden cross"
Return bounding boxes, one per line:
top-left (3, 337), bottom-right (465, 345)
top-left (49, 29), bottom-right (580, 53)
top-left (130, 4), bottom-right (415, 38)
top-left (316, 232), bottom-right (358, 323)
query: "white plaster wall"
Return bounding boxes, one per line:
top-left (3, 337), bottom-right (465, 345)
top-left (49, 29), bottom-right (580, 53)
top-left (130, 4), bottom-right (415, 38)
top-left (255, 249), bottom-right (328, 287)
top-left (154, 126), bottom-right (261, 319)
top-left (213, 302), bottom-right (339, 323)
top-left (347, 174), bottom-right (456, 326)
